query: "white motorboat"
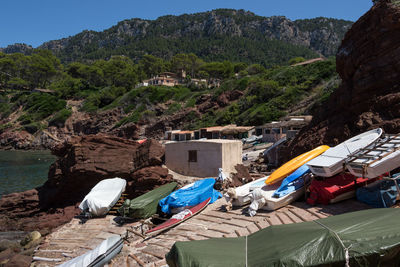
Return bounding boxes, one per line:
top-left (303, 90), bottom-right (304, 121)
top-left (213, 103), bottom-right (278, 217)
top-left (307, 128), bottom-right (383, 177)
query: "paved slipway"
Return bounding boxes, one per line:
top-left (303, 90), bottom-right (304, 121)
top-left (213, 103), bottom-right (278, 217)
top-left (32, 198), bottom-right (371, 267)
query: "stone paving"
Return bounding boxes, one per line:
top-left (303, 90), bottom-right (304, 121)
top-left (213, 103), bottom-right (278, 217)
top-left (31, 198), bottom-right (371, 267)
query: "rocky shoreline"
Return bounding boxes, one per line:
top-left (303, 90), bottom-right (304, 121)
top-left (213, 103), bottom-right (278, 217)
top-left (0, 135), bottom-right (177, 266)
top-left (0, 135), bottom-right (174, 233)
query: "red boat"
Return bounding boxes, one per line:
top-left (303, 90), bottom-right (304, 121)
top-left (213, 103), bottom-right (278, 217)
top-left (146, 197), bottom-right (211, 235)
top-left (307, 173), bottom-right (378, 205)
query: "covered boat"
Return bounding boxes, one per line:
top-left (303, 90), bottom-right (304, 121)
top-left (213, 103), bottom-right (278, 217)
top-left (265, 145), bottom-right (329, 185)
top-left (356, 174), bottom-right (400, 208)
top-left (79, 178), bottom-right (126, 216)
top-left (118, 182), bottom-right (177, 219)
top-left (166, 208), bottom-right (400, 267)
top-left (59, 235), bottom-right (123, 267)
top-left (306, 173), bottom-right (377, 205)
top-left (307, 128), bottom-right (383, 177)
top-left (159, 178), bottom-right (221, 214)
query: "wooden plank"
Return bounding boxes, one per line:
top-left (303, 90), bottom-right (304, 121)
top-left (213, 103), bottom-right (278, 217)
top-left (255, 218), bottom-right (270, 229)
top-left (284, 209), bottom-right (305, 223)
top-left (289, 208), bottom-right (318, 222)
top-left (246, 222), bottom-right (260, 234)
top-left (276, 212), bottom-right (294, 224)
top-left (141, 245), bottom-right (168, 259)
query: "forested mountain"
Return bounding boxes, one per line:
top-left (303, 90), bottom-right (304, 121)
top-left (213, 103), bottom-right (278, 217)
top-left (1, 9), bottom-right (352, 66)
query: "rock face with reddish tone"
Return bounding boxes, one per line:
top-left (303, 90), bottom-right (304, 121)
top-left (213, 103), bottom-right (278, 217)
top-left (0, 135), bottom-right (171, 233)
top-left (287, 0), bottom-right (400, 157)
top-left (0, 130), bottom-right (33, 150)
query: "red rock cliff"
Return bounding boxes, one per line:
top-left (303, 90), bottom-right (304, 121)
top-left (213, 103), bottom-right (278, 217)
top-left (288, 0), bottom-right (400, 156)
top-left (0, 135), bottom-right (172, 233)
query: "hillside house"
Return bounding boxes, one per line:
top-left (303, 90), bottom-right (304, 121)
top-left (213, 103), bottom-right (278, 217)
top-left (256, 116), bottom-right (312, 143)
top-left (147, 72), bottom-right (182, 87)
top-left (166, 125), bottom-right (255, 141)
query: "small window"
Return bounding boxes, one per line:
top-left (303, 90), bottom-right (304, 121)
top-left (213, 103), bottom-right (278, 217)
top-left (282, 128), bottom-right (288, 134)
top-left (265, 129), bottom-right (271, 134)
top-left (188, 150), bottom-right (197, 162)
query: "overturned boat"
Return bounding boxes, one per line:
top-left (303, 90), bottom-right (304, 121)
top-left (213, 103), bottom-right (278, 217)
top-left (118, 182), bottom-right (177, 219)
top-left (307, 128), bottom-right (383, 177)
top-left (265, 145), bottom-right (329, 185)
top-left (58, 234), bottom-right (123, 267)
top-left (159, 178), bottom-right (221, 214)
top-left (79, 178), bottom-right (126, 216)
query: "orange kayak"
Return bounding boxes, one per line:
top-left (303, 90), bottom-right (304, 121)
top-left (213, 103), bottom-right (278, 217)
top-left (265, 145), bottom-right (330, 185)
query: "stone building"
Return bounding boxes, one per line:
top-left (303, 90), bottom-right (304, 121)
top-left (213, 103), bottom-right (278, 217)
top-left (165, 140), bottom-right (242, 177)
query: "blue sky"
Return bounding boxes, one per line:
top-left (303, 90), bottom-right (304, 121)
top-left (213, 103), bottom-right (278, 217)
top-left (1, 0), bottom-right (372, 48)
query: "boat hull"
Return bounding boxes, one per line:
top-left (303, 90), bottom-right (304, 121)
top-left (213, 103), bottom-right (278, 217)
top-left (266, 145), bottom-right (329, 185)
top-left (348, 149), bottom-right (400, 178)
top-left (79, 178), bottom-right (126, 216)
top-left (307, 128), bottom-right (383, 177)
top-left (146, 197), bottom-right (211, 235)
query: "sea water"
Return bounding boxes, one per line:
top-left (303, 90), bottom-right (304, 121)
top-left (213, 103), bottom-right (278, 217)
top-left (0, 150), bottom-right (56, 198)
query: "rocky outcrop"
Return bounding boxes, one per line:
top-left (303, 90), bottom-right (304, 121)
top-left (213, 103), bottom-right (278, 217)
top-left (144, 108), bottom-right (200, 138)
top-left (0, 135), bottom-right (171, 232)
top-left (2, 9), bottom-right (351, 63)
top-left (0, 43), bottom-right (33, 55)
top-left (287, 0), bottom-right (400, 156)
top-left (217, 90), bottom-right (244, 107)
top-left (0, 130), bottom-right (34, 150)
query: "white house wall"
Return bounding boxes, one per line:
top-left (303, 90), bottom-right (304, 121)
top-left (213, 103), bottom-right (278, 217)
top-left (165, 140), bottom-right (242, 177)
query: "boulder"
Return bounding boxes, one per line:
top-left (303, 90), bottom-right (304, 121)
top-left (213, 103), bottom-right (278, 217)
top-left (3, 253), bottom-right (31, 267)
top-left (20, 231), bottom-right (41, 249)
top-left (128, 166), bottom-right (174, 197)
top-left (43, 135), bottom-right (163, 207)
top-left (229, 164), bottom-right (253, 187)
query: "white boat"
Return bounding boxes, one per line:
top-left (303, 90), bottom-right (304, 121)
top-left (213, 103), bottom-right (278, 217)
top-left (307, 128), bottom-right (383, 177)
top-left (224, 176), bottom-right (268, 207)
top-left (79, 178), bottom-right (126, 216)
top-left (58, 235), bottom-right (123, 267)
top-left (248, 175), bottom-right (310, 215)
top-left (346, 134), bottom-right (400, 178)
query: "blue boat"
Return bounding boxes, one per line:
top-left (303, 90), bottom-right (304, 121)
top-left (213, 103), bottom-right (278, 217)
top-left (273, 164), bottom-right (310, 198)
top-left (159, 178), bottom-right (222, 214)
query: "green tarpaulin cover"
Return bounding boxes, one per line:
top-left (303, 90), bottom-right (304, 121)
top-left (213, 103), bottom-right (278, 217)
top-left (166, 208), bottom-right (400, 267)
top-left (118, 182), bottom-right (177, 219)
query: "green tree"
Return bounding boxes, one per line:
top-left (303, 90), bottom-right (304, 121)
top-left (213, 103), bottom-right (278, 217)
top-left (138, 55), bottom-right (166, 78)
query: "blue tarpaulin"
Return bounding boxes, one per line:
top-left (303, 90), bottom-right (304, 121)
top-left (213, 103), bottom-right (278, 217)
top-left (159, 178), bottom-right (222, 214)
top-left (273, 164), bottom-right (310, 198)
top-left (356, 174), bottom-right (400, 208)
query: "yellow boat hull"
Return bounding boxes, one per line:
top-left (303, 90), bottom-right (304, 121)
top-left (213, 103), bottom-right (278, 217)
top-left (265, 145), bottom-right (330, 185)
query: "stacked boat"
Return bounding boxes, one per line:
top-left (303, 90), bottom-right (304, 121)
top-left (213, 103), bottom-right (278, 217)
top-left (307, 128), bottom-right (383, 177)
top-left (248, 145), bottom-right (329, 215)
top-left (246, 128), bottom-right (400, 214)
